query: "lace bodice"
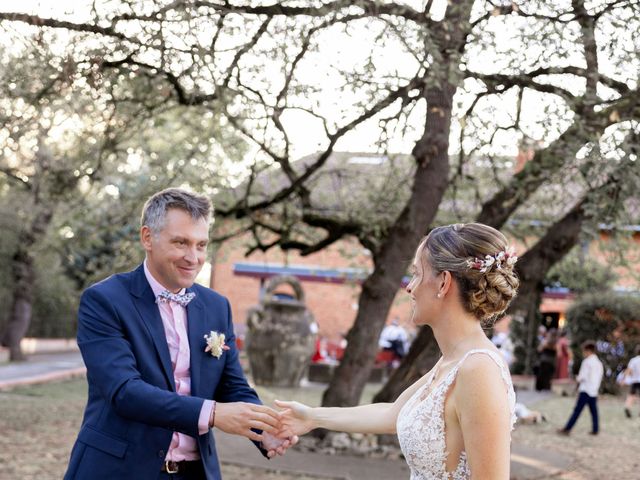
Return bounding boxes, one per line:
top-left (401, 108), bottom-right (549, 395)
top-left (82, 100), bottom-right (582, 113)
top-left (396, 349), bottom-right (516, 480)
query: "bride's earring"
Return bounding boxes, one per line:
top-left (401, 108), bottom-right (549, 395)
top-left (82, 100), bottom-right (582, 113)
top-left (437, 293), bottom-right (442, 299)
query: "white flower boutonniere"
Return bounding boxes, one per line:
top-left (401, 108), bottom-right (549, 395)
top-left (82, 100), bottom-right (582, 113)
top-left (204, 330), bottom-right (231, 359)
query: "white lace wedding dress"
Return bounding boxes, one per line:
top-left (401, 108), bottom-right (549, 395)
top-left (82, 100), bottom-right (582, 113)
top-left (396, 349), bottom-right (516, 480)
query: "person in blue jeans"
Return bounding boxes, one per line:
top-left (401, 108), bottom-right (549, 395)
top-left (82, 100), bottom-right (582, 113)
top-left (558, 341), bottom-right (604, 435)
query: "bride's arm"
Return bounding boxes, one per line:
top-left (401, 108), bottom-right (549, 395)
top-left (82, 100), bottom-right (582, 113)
top-left (275, 365), bottom-right (436, 436)
top-left (453, 355), bottom-right (512, 480)
top-left (275, 401), bottom-right (396, 435)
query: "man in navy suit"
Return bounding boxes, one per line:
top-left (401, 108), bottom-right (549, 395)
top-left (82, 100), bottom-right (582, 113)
top-left (65, 188), bottom-right (295, 479)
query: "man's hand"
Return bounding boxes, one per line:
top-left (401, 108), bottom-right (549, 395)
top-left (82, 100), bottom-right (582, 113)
top-left (261, 431), bottom-right (299, 458)
top-left (214, 402), bottom-right (281, 442)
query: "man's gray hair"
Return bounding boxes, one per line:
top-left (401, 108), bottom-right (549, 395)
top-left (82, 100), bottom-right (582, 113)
top-left (141, 188), bottom-right (211, 235)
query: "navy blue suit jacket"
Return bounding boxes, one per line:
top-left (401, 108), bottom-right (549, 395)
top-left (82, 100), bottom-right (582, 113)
top-left (65, 264), bottom-right (264, 479)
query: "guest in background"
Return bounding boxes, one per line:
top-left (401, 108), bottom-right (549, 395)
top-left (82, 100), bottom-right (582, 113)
top-left (623, 345), bottom-right (640, 418)
top-left (555, 329), bottom-right (571, 379)
top-left (535, 328), bottom-right (558, 391)
top-left (558, 340), bottom-right (604, 436)
top-left (537, 325), bottom-right (547, 345)
top-left (491, 331), bottom-right (514, 368)
top-left (514, 403), bottom-right (546, 425)
top-left (379, 318), bottom-right (409, 367)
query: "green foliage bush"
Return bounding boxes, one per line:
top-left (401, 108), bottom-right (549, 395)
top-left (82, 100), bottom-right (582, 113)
top-left (28, 254), bottom-right (79, 338)
top-left (565, 293), bottom-right (640, 394)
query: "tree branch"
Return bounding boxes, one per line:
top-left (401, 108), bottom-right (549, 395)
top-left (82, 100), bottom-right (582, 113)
top-left (572, 0), bottom-right (600, 103)
top-left (99, 55), bottom-right (218, 105)
top-left (471, 72), bottom-right (576, 102)
top-left (217, 76), bottom-right (424, 217)
top-left (476, 91), bottom-right (639, 228)
top-left (0, 11), bottom-right (135, 42)
top-left (0, 166), bottom-right (32, 190)
top-left (221, 18), bottom-right (272, 89)
top-left (193, 1), bottom-right (429, 24)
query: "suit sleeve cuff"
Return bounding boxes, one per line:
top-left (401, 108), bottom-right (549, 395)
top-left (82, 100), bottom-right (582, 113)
top-left (198, 400), bottom-right (214, 435)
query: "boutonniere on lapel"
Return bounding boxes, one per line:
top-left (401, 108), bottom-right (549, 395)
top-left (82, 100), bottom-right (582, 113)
top-left (204, 330), bottom-right (231, 359)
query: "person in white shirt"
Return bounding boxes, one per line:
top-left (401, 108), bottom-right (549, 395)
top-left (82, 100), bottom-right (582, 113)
top-left (624, 345), bottom-right (640, 418)
top-left (558, 340), bottom-right (604, 435)
top-left (491, 331), bottom-right (515, 367)
top-left (378, 319), bottom-right (409, 364)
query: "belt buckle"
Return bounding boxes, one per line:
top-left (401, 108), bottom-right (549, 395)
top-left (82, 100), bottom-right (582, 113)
top-left (165, 460), bottom-right (179, 474)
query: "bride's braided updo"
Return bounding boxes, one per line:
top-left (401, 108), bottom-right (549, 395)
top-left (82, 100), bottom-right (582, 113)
top-left (419, 223), bottom-right (519, 322)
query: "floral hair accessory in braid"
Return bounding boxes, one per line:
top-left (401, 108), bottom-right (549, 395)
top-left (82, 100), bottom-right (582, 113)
top-left (467, 247), bottom-right (518, 273)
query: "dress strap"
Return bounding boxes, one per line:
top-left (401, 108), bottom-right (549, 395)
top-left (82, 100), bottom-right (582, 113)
top-left (454, 348), bottom-right (508, 375)
top-left (451, 349), bottom-right (513, 389)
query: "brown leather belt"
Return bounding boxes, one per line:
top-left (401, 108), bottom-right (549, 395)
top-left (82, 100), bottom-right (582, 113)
top-left (161, 460), bottom-right (202, 474)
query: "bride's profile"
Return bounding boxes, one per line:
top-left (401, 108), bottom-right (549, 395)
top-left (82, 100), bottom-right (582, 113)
top-left (276, 223), bottom-right (519, 479)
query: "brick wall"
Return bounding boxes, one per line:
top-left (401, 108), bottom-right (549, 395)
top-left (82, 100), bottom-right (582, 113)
top-left (210, 235), bottom-right (415, 342)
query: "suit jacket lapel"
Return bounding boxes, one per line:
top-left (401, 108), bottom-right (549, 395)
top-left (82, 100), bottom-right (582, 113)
top-left (186, 288), bottom-right (205, 397)
top-left (130, 265), bottom-right (176, 391)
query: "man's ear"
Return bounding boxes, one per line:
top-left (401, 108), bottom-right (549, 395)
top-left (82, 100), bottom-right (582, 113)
top-left (140, 226), bottom-right (153, 251)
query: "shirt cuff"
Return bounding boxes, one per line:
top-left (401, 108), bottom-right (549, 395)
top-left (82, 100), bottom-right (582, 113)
top-left (198, 400), bottom-right (214, 435)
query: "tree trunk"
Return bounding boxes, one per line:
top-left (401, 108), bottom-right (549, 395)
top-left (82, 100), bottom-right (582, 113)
top-left (507, 282), bottom-right (542, 374)
top-left (321, 0), bottom-right (474, 408)
top-left (1, 246), bottom-right (35, 361)
top-left (506, 201), bottom-right (588, 373)
top-left (1, 207), bottom-right (53, 361)
top-left (321, 88), bottom-right (456, 407)
top-left (372, 326), bottom-right (440, 403)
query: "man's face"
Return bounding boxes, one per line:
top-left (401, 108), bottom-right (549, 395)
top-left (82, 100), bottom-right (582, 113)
top-left (141, 208), bottom-right (209, 292)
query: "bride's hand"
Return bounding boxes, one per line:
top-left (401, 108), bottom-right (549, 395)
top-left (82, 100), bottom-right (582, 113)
top-left (274, 399), bottom-right (316, 437)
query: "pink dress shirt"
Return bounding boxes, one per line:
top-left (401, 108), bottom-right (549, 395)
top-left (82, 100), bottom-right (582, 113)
top-left (144, 261), bottom-right (213, 462)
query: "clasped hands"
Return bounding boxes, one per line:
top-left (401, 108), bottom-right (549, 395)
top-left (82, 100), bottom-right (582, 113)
top-left (213, 401), bottom-right (305, 458)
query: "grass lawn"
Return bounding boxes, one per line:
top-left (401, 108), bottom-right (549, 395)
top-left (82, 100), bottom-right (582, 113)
top-left (512, 392), bottom-right (640, 480)
top-left (0, 380), bottom-right (87, 479)
top-left (0, 378), bottom-right (373, 480)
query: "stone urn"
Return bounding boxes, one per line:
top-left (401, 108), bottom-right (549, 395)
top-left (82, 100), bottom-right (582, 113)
top-left (246, 275), bottom-right (316, 387)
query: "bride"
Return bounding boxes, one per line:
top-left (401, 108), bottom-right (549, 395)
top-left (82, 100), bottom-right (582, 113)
top-left (276, 223), bottom-right (519, 479)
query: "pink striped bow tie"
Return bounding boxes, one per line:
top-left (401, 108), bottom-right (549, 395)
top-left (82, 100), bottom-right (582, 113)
top-left (157, 290), bottom-right (195, 307)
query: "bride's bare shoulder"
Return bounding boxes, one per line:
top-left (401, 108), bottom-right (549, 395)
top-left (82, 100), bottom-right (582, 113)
top-left (455, 351), bottom-right (510, 402)
top-left (458, 350), bottom-right (504, 377)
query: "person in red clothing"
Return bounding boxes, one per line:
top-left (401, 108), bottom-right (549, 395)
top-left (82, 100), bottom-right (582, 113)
top-left (555, 329), bottom-right (571, 379)
top-left (312, 336), bottom-right (328, 363)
